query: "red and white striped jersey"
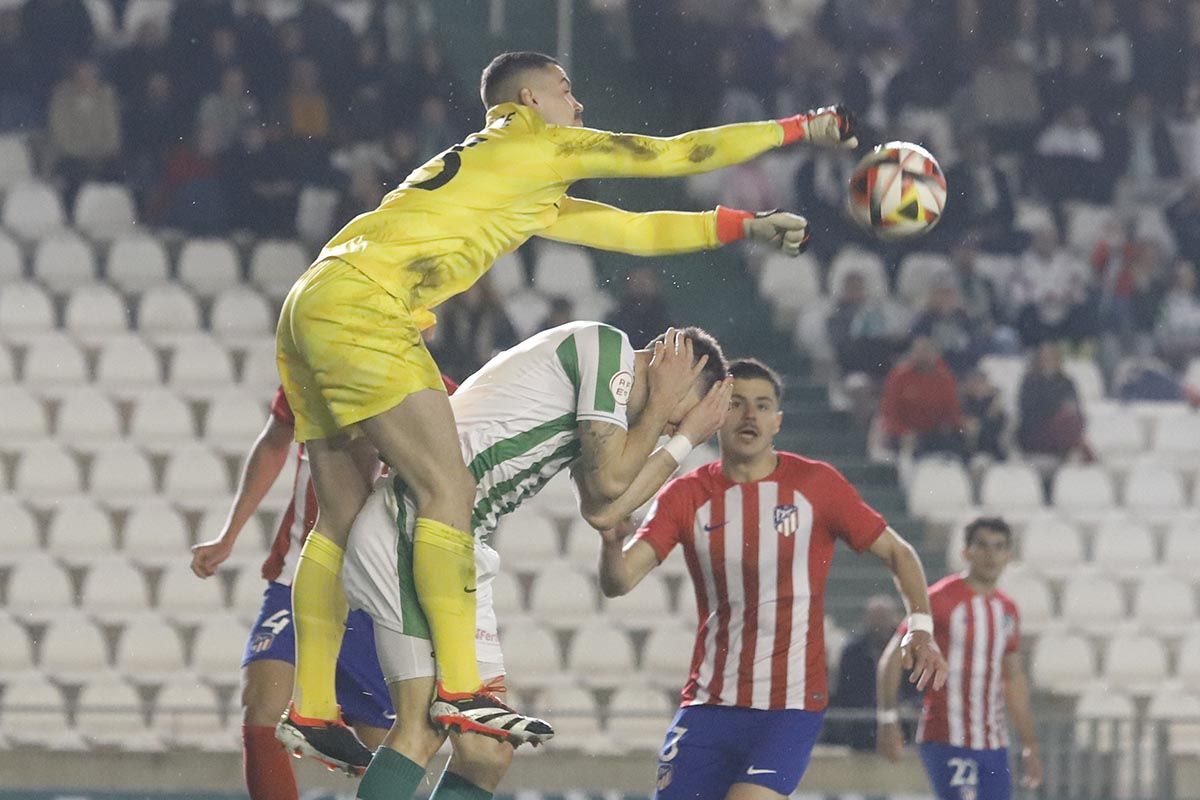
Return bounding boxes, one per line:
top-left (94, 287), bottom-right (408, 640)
top-left (635, 452), bottom-right (886, 712)
top-left (261, 388), bottom-right (315, 585)
top-left (910, 574), bottom-right (1020, 749)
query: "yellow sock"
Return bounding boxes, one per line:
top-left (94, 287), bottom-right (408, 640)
top-left (412, 518), bottom-right (481, 694)
top-left (291, 531), bottom-right (347, 721)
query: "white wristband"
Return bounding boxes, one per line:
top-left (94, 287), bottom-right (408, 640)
top-left (908, 613), bottom-right (934, 635)
top-left (877, 709), bottom-right (900, 725)
top-left (663, 434), bottom-right (694, 466)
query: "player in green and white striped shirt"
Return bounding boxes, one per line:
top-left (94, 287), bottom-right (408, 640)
top-left (341, 323), bottom-right (732, 785)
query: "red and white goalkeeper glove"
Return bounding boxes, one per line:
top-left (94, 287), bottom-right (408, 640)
top-left (778, 105), bottom-right (859, 149)
top-left (716, 207), bottom-right (809, 256)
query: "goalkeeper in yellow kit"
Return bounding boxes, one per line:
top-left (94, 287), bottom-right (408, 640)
top-left (275, 50), bottom-right (858, 772)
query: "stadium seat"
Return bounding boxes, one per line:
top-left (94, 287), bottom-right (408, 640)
top-left (1030, 632), bottom-right (1096, 694)
top-left (64, 283), bottom-right (129, 345)
top-left (138, 285), bottom-right (202, 346)
top-left (1132, 577), bottom-right (1196, 636)
top-left (979, 355), bottom-right (1024, 415)
top-left (89, 443), bottom-right (155, 508)
top-left (571, 289), bottom-right (616, 322)
top-left (1146, 685), bottom-right (1200, 756)
top-left (0, 385), bottom-right (49, 448)
top-left (491, 571), bottom-right (524, 619)
top-left (0, 230), bottom-right (21, 283)
top-left (177, 238), bottom-right (240, 299)
top-left (1060, 574), bottom-right (1126, 634)
top-left (5, 556), bottom-right (74, 620)
top-left (528, 562), bottom-right (598, 626)
top-left (128, 386), bottom-right (195, 452)
top-left (979, 462), bottom-right (1043, 512)
top-left (791, 300), bottom-right (833, 365)
top-left (533, 243), bottom-right (597, 299)
top-left (758, 252), bottom-right (822, 325)
top-left (0, 614), bottom-right (35, 677)
top-left (162, 443), bottom-right (229, 508)
top-left (157, 563), bottom-right (225, 623)
top-left (1066, 203), bottom-right (1113, 253)
top-left (204, 389), bottom-right (268, 455)
top-left (210, 287), bottom-right (272, 343)
top-left (249, 239), bottom-right (309, 299)
top-left (76, 676), bottom-right (161, 750)
top-left (493, 506), bottom-right (561, 568)
top-left (1150, 413), bottom-right (1200, 467)
top-left (0, 134), bottom-right (33, 189)
top-left (2, 180), bottom-right (65, 239)
top-left (115, 616), bottom-right (187, 682)
top-left (496, 622), bottom-right (562, 688)
top-left (122, 500), bottom-right (191, 565)
top-left (21, 334), bottom-right (89, 397)
top-left (1052, 464), bottom-right (1117, 517)
top-left (1087, 405), bottom-right (1145, 464)
top-left (45, 498), bottom-right (117, 565)
top-left (56, 387), bottom-right (121, 450)
top-left (0, 342), bottom-right (12, 381)
top-left (190, 614), bottom-right (246, 687)
top-left (39, 613), bottom-right (109, 680)
top-left (94, 335), bottom-right (161, 397)
top-left (73, 182), bottom-right (137, 240)
top-left (607, 684), bottom-right (675, 753)
top-left (194, 506), bottom-right (266, 567)
top-left (566, 622), bottom-right (637, 687)
top-left (31, 232), bottom-right (96, 294)
top-left (503, 289), bottom-right (551, 340)
top-left (0, 676), bottom-right (78, 749)
top-left (896, 252), bottom-right (952, 305)
top-left (1063, 358), bottom-right (1105, 402)
top-left (488, 251), bottom-right (526, 296)
top-left (1018, 517), bottom-right (1084, 579)
top-left (602, 571), bottom-right (673, 628)
top-left (79, 556), bottom-right (151, 621)
top-left (1102, 633), bottom-right (1168, 695)
top-left (997, 571), bottom-right (1055, 633)
top-left (240, 338), bottom-right (281, 396)
top-left (155, 678), bottom-right (227, 750)
top-left (1178, 632), bottom-right (1200, 687)
top-left (167, 335), bottom-right (236, 400)
top-left (1091, 521), bottom-right (1155, 578)
top-left (121, 0), bottom-right (175, 39)
top-left (535, 685), bottom-right (605, 749)
top-left (828, 247), bottom-right (888, 298)
top-left (907, 457), bottom-right (974, 520)
top-left (106, 235), bottom-right (169, 294)
top-left (0, 280), bottom-right (56, 344)
top-left (0, 495), bottom-right (40, 566)
top-left (642, 624), bottom-right (696, 687)
top-left (81, 0), bottom-right (117, 42)
top-left (15, 442), bottom-right (82, 502)
top-left (1074, 685), bottom-right (1135, 753)
top-left (1162, 520), bottom-right (1200, 579)
top-left (1124, 463), bottom-right (1186, 517)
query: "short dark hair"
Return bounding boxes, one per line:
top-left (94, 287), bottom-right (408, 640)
top-left (480, 51), bottom-right (559, 108)
top-left (648, 327), bottom-right (728, 394)
top-left (964, 516), bottom-right (1012, 547)
top-left (728, 358), bottom-right (784, 403)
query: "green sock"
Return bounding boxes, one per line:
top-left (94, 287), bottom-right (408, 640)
top-left (429, 770), bottom-right (492, 800)
top-left (357, 747), bottom-right (427, 800)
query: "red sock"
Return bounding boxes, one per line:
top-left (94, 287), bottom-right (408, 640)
top-left (243, 724), bottom-right (299, 800)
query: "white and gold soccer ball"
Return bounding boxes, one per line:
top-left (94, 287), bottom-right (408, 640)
top-left (846, 141), bottom-right (947, 240)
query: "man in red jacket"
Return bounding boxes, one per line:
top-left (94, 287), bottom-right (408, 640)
top-left (880, 336), bottom-right (965, 459)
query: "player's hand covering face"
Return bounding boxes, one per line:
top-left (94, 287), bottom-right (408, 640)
top-left (901, 629), bottom-right (949, 692)
top-left (746, 211), bottom-right (810, 256)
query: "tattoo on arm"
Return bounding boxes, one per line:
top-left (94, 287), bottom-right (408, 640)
top-left (576, 419), bottom-right (619, 475)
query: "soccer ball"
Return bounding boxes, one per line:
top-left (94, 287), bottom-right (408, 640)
top-left (846, 141), bottom-right (947, 240)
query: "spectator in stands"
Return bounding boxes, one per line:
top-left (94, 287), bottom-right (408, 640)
top-left (284, 57), bottom-right (330, 144)
top-left (940, 132), bottom-right (1019, 253)
top-left (842, 33), bottom-right (908, 139)
top-left (1106, 93), bottom-right (1180, 201)
top-left (1013, 225), bottom-right (1094, 347)
top-left (390, 39), bottom-right (471, 132)
top-left (0, 8), bottom-right (39, 130)
top-left (794, 151), bottom-right (865, 263)
top-left (125, 71), bottom-right (186, 207)
top-left (198, 66), bottom-right (261, 153)
top-left (1094, 235), bottom-right (1167, 358)
top-left (223, 119), bottom-right (301, 236)
top-left (110, 18), bottom-right (169, 102)
top-left (1089, 0), bottom-right (1134, 90)
top-left (961, 367), bottom-right (1008, 464)
top-left (538, 296), bottom-right (576, 332)
top-left (606, 267), bottom-right (674, 348)
top-left (827, 270), bottom-right (908, 380)
top-left (1034, 105), bottom-right (1108, 204)
top-left (291, 0), bottom-right (358, 102)
top-left (956, 40), bottom-right (1041, 153)
top-left (166, 0), bottom-right (237, 107)
top-left (1167, 182), bottom-right (1200, 265)
top-left (949, 235), bottom-right (1012, 353)
top-left (21, 0), bottom-right (94, 96)
top-left (880, 336), bottom-right (966, 459)
top-left (911, 278), bottom-right (982, 375)
top-left (828, 595), bottom-right (916, 751)
top-left (1156, 259), bottom-right (1200, 371)
top-left (1040, 35), bottom-right (1115, 120)
top-left (149, 122), bottom-right (228, 234)
top-left (47, 58), bottom-right (123, 212)
top-left (429, 277), bottom-right (519, 382)
top-left (1016, 343), bottom-right (1092, 461)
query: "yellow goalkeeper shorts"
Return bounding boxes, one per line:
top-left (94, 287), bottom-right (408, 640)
top-left (276, 257), bottom-right (445, 442)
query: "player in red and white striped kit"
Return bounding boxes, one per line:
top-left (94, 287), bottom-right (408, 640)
top-left (599, 358), bottom-right (947, 800)
top-left (877, 517), bottom-right (1043, 800)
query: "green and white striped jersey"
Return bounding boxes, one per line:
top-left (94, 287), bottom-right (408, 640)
top-left (449, 321), bottom-right (635, 539)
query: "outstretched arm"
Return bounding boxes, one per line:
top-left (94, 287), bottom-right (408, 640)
top-left (867, 528), bottom-right (948, 691)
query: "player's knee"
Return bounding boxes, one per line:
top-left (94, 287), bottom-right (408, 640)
top-left (449, 733), bottom-right (513, 787)
top-left (240, 677), bottom-right (287, 727)
top-left (408, 465), bottom-right (475, 513)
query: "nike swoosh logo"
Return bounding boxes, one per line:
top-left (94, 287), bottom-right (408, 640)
top-left (383, 712), bottom-right (397, 720)
top-left (704, 522), bottom-right (726, 532)
top-left (746, 767), bottom-right (776, 776)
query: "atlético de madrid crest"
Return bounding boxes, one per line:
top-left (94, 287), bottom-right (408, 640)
top-left (774, 504), bottom-right (800, 537)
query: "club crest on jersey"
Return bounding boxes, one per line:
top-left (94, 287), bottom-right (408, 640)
top-left (774, 504), bottom-right (800, 537)
top-left (250, 633), bottom-right (275, 654)
top-left (610, 371), bottom-right (633, 405)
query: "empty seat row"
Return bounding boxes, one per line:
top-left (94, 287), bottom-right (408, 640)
top-left (1002, 571), bottom-right (1197, 636)
top-left (1, 181), bottom-right (135, 241)
top-left (1031, 631), bottom-right (1200, 696)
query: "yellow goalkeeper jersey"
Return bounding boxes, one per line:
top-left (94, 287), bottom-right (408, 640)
top-left (316, 103), bottom-right (786, 321)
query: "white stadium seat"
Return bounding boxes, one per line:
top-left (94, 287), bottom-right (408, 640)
top-left (94, 335), bottom-right (161, 397)
top-left (496, 622), bottom-right (562, 688)
top-left (1063, 358), bottom-right (1105, 401)
top-left (73, 182), bottom-right (137, 240)
top-left (0, 280), bottom-right (56, 344)
top-left (115, 616), bottom-right (187, 681)
top-left (1019, 517), bottom-right (1084, 580)
top-left (0, 134), bottom-right (33, 189)
top-left (106, 235), bottom-right (169, 294)
top-left (45, 497), bottom-right (117, 565)
top-left (5, 556), bottom-right (74, 620)
top-left (503, 289), bottom-right (551, 340)
top-left (1091, 521), bottom-right (1156, 578)
top-left (1031, 632), bottom-right (1096, 694)
top-left (155, 678), bottom-right (227, 750)
top-left (63, 283), bottom-right (129, 344)
top-left (980, 462), bottom-right (1043, 512)
top-left (21, 334), bottom-right (88, 397)
top-left (249, 239), bottom-right (309, 299)
top-left (607, 685), bottom-right (675, 753)
top-left (157, 563), bottom-right (225, 623)
top-left (533, 244), bottom-right (597, 299)
top-left (828, 247), bottom-right (888, 299)
top-left (1178, 633), bottom-right (1200, 687)
top-left (1103, 633), bottom-right (1168, 695)
top-left (907, 458), bottom-right (973, 519)
top-left (566, 623), bottom-right (637, 687)
top-left (32, 232), bottom-right (97, 293)
top-left (1074, 685), bottom-right (1135, 753)
top-left (602, 571), bottom-right (673, 628)
top-left (1087, 405), bottom-right (1145, 464)
top-left (162, 443), bottom-right (229, 508)
top-left (1052, 464), bottom-right (1117, 517)
top-left (205, 389), bottom-right (268, 455)
top-left (0, 676), bottom-right (77, 749)
top-left (1060, 574), bottom-right (1125, 634)
top-left (1163, 520), bottom-right (1200, 579)
top-left (1132, 577), bottom-right (1195, 636)
top-left (122, 500), bottom-right (191, 564)
top-left (139, 285), bottom-right (202, 346)
top-left (758, 252), bottom-right (822, 322)
top-left (15, 442), bottom-right (82, 501)
top-left (190, 614), bottom-right (246, 687)
top-left (488, 251), bottom-right (526, 296)
top-left (40, 613), bottom-right (109, 680)
top-left (2, 180), bottom-right (65, 239)
top-left (128, 386), bottom-right (195, 452)
top-left (528, 562), bottom-right (598, 626)
top-left (177, 238), bottom-right (240, 299)
top-left (642, 624), bottom-right (696, 687)
top-left (0, 385), bottom-right (49, 447)
top-left (997, 571), bottom-right (1054, 633)
top-left (0, 495), bottom-right (40, 566)
top-left (240, 338), bottom-right (281, 396)
top-left (896, 251), bottom-right (952, 305)
top-left (210, 287), bottom-right (272, 343)
top-left (0, 615), bottom-right (35, 677)
top-left (535, 685), bottom-right (604, 749)
top-left (1124, 463), bottom-right (1186, 516)
top-left (167, 335), bottom-right (236, 399)
top-left (79, 557), bottom-right (151, 621)
top-left (89, 443), bottom-right (155, 508)
top-left (491, 571), bottom-right (524, 618)
top-left (0, 342), bottom-right (12, 381)
top-left (0, 231), bottom-right (20, 283)
top-left (494, 506), bottom-right (561, 568)
top-left (56, 387), bottom-right (121, 450)
top-left (76, 676), bottom-right (160, 750)
top-left (1147, 686), bottom-right (1200, 756)
top-left (1150, 413), bottom-right (1200, 466)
